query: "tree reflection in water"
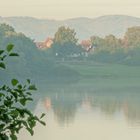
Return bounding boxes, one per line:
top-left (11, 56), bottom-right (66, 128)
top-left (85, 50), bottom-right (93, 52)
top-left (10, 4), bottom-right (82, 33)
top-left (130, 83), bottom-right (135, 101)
top-left (42, 87), bottom-right (140, 127)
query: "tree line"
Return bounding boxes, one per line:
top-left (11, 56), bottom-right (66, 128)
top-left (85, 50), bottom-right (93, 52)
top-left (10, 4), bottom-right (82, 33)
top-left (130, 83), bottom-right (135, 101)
top-left (45, 25), bottom-right (140, 65)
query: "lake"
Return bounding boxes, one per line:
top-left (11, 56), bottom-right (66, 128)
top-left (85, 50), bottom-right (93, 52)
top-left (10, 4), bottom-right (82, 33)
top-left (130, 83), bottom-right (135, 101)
top-left (18, 75), bottom-right (140, 140)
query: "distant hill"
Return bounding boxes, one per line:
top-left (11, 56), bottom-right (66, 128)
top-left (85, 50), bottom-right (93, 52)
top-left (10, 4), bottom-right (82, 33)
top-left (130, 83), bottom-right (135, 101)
top-left (0, 15), bottom-right (140, 41)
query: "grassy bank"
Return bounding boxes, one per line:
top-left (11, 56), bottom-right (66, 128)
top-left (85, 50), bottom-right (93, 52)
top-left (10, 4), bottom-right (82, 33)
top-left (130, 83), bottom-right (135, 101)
top-left (52, 61), bottom-right (140, 93)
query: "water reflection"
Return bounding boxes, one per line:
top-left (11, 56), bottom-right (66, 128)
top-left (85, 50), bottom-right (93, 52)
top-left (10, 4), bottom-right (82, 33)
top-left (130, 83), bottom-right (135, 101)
top-left (44, 93), bottom-right (79, 125)
top-left (42, 88), bottom-right (140, 127)
top-left (19, 83), bottom-right (140, 140)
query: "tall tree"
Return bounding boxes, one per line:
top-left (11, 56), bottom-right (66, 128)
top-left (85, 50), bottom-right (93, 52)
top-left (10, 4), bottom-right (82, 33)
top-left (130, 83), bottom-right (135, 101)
top-left (54, 26), bottom-right (78, 45)
top-left (104, 34), bottom-right (121, 48)
top-left (90, 36), bottom-right (105, 47)
top-left (52, 26), bottom-right (83, 58)
top-left (123, 26), bottom-right (140, 47)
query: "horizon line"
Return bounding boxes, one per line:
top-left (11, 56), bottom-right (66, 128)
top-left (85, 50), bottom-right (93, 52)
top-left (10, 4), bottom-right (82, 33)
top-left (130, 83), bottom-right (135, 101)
top-left (0, 14), bottom-right (140, 21)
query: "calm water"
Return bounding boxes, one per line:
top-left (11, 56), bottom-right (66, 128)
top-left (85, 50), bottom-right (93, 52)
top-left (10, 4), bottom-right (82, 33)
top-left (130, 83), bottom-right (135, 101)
top-left (19, 81), bottom-right (140, 140)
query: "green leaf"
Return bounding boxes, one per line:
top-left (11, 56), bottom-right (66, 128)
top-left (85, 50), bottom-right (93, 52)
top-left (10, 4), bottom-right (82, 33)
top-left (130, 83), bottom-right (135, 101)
top-left (7, 44), bottom-right (14, 52)
top-left (39, 120), bottom-right (46, 126)
top-left (10, 91), bottom-right (18, 100)
top-left (0, 93), bottom-right (5, 97)
top-left (0, 124), bottom-right (5, 129)
top-left (11, 79), bottom-right (19, 86)
top-left (10, 110), bottom-right (19, 118)
top-left (26, 98), bottom-right (33, 101)
top-left (20, 98), bottom-right (26, 106)
top-left (26, 127), bottom-right (34, 136)
top-left (40, 113), bottom-right (46, 119)
top-left (0, 62), bottom-right (6, 69)
top-left (1, 134), bottom-right (9, 140)
top-left (0, 50), bottom-right (4, 55)
top-left (28, 120), bottom-right (36, 128)
top-left (27, 79), bottom-right (30, 84)
top-left (17, 84), bottom-right (22, 89)
top-left (26, 92), bottom-right (32, 95)
top-left (10, 134), bottom-right (17, 140)
top-left (1, 55), bottom-right (7, 61)
top-left (28, 85), bottom-right (37, 90)
top-left (22, 121), bottom-right (28, 127)
top-left (9, 53), bottom-right (19, 56)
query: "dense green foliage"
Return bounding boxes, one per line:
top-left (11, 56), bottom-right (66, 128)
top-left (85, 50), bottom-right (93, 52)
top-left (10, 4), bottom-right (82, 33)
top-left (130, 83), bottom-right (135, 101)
top-left (90, 26), bottom-right (140, 49)
top-left (87, 26), bottom-right (140, 65)
top-left (0, 45), bottom-right (45, 140)
top-left (124, 26), bottom-right (140, 47)
top-left (52, 26), bottom-right (84, 59)
top-left (54, 26), bottom-right (78, 45)
top-left (52, 42), bottom-right (83, 59)
top-left (0, 24), bottom-right (51, 84)
top-left (46, 25), bottom-right (140, 66)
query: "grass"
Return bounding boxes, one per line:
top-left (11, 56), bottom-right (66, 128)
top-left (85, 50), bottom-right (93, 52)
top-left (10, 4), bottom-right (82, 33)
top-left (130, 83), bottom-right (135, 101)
top-left (56, 61), bottom-right (140, 93)
top-left (63, 61), bottom-right (140, 77)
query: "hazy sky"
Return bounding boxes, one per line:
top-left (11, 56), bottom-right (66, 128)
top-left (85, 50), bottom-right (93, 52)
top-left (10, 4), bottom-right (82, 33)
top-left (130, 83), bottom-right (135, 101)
top-left (0, 0), bottom-right (140, 19)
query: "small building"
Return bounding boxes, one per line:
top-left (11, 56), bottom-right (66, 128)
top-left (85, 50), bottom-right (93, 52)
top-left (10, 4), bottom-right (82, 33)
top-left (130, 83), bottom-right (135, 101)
top-left (80, 39), bottom-right (93, 52)
top-left (45, 37), bottom-right (53, 48)
top-left (36, 37), bottom-right (53, 50)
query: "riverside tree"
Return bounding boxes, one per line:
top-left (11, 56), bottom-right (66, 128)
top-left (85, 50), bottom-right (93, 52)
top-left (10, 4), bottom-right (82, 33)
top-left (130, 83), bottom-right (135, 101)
top-left (0, 44), bottom-right (45, 140)
top-left (52, 26), bottom-right (83, 58)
